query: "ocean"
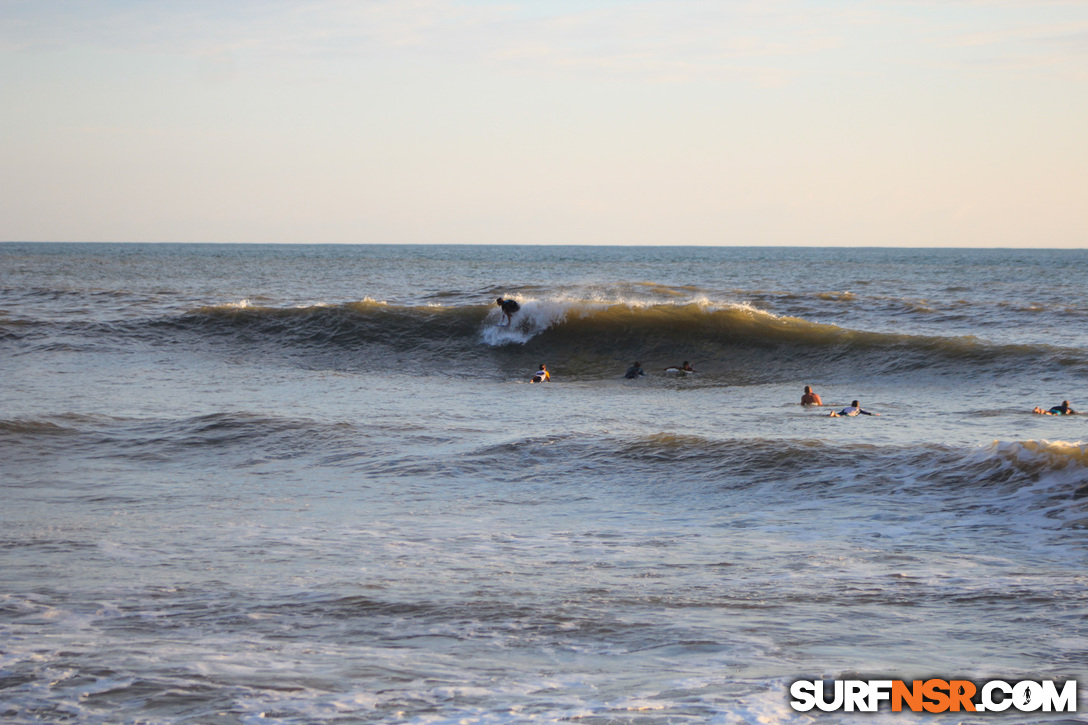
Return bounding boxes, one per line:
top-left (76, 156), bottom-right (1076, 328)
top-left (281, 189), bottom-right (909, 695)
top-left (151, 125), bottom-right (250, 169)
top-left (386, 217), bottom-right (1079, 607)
top-left (2, 243), bottom-right (1087, 724)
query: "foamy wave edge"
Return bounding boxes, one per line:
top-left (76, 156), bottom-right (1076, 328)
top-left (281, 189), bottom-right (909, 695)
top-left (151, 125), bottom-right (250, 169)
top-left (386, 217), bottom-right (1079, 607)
top-left (990, 439), bottom-right (1088, 470)
top-left (479, 298), bottom-right (780, 346)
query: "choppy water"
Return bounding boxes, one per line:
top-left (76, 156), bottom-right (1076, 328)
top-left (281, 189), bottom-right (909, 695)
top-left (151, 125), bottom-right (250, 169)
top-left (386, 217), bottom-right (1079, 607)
top-left (2, 243), bottom-right (1087, 724)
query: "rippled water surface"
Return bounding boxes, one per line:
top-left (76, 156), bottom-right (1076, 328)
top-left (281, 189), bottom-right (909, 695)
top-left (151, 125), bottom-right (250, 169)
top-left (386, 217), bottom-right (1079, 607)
top-left (2, 244), bottom-right (1087, 723)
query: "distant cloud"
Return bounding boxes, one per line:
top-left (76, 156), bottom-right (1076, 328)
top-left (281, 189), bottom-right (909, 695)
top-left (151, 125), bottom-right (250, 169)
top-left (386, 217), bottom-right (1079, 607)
top-left (197, 49), bottom-right (238, 85)
top-left (473, 2), bottom-right (846, 83)
top-left (2, 0), bottom-right (1087, 83)
top-left (0, 0), bottom-right (485, 56)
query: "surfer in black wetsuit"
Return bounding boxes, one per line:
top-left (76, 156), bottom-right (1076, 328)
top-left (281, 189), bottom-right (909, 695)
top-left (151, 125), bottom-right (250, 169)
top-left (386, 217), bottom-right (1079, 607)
top-left (625, 361), bottom-right (645, 379)
top-left (1034, 400), bottom-right (1078, 415)
top-left (828, 400), bottom-right (879, 417)
top-left (663, 361), bottom-right (695, 374)
top-left (496, 297), bottom-right (520, 327)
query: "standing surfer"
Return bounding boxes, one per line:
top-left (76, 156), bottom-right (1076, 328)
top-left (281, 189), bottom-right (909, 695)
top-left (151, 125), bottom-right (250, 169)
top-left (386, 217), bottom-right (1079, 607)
top-left (496, 297), bottom-right (520, 327)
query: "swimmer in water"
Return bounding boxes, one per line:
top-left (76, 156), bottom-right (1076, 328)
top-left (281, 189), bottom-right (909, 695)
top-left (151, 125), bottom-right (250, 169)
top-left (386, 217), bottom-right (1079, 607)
top-left (496, 297), bottom-right (520, 327)
top-left (801, 385), bottom-right (823, 406)
top-left (663, 361), bottom-right (695, 373)
top-left (530, 363), bottom-right (550, 383)
top-left (828, 400), bottom-right (879, 417)
top-left (625, 361), bottom-right (645, 379)
top-left (1033, 400), bottom-right (1078, 415)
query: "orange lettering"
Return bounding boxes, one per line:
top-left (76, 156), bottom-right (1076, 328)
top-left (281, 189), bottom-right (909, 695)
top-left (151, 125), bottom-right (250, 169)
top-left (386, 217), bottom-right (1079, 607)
top-left (892, 680), bottom-right (924, 712)
top-left (948, 680), bottom-right (976, 712)
top-left (922, 679), bottom-right (950, 713)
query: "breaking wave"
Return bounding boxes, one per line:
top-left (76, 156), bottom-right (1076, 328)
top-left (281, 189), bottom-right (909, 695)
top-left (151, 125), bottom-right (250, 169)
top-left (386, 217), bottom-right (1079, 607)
top-left (5, 298), bottom-right (1086, 382)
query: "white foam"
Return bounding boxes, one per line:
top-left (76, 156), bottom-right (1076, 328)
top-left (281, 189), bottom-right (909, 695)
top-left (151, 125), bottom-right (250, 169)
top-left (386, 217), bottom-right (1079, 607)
top-left (479, 297), bottom-right (780, 346)
top-left (991, 438), bottom-right (1088, 469)
top-left (479, 298), bottom-right (598, 345)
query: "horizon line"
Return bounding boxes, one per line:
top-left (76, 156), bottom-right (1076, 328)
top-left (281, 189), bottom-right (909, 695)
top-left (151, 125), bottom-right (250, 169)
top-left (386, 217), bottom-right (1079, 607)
top-left (2, 240), bottom-right (1085, 251)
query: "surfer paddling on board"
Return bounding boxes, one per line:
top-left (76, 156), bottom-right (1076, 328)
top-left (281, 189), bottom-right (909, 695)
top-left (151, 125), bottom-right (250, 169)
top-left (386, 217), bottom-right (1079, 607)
top-left (828, 400), bottom-right (879, 417)
top-left (663, 361), bottom-right (695, 375)
top-left (530, 363), bottom-right (550, 383)
top-left (496, 297), bottom-right (520, 327)
top-left (801, 386), bottom-right (823, 406)
top-left (1034, 400), bottom-right (1079, 415)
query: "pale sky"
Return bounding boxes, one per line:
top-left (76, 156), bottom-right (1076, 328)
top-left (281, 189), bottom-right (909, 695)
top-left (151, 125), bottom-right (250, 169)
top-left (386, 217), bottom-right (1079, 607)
top-left (1, 0), bottom-right (1086, 246)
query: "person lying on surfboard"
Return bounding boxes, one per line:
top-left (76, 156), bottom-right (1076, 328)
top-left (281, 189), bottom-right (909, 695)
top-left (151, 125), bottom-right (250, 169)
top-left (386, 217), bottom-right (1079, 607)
top-left (663, 361), bottom-right (695, 374)
top-left (530, 363), bottom-right (549, 383)
top-left (1033, 400), bottom-right (1078, 415)
top-left (828, 400), bottom-right (879, 417)
top-left (496, 297), bottom-right (520, 327)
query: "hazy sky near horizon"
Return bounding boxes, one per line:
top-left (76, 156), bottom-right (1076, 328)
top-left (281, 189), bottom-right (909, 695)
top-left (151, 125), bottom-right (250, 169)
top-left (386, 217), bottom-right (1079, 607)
top-left (2, 1), bottom-right (1086, 246)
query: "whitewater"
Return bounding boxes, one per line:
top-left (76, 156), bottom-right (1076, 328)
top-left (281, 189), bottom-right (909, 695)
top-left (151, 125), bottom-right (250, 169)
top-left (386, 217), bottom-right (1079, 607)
top-left (2, 243), bottom-right (1087, 724)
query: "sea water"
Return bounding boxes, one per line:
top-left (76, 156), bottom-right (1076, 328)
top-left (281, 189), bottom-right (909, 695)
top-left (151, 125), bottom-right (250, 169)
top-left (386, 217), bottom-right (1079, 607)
top-left (2, 243), bottom-right (1087, 723)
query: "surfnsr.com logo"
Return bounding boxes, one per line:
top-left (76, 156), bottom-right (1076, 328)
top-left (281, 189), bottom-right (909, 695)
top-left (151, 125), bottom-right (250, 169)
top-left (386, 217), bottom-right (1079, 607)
top-left (789, 679), bottom-right (1077, 713)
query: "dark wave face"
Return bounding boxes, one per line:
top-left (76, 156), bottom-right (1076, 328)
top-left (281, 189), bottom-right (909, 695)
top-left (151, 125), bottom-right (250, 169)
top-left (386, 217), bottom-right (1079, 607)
top-left (7, 403), bottom-right (1088, 491)
top-left (4, 244), bottom-right (1088, 386)
top-left (5, 409), bottom-right (1086, 514)
top-left (5, 298), bottom-right (1076, 383)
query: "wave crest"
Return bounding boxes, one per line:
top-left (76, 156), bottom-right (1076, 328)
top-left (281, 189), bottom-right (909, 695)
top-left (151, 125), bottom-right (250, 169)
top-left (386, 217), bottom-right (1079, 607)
top-left (991, 439), bottom-right (1088, 472)
top-left (10, 297), bottom-right (1082, 382)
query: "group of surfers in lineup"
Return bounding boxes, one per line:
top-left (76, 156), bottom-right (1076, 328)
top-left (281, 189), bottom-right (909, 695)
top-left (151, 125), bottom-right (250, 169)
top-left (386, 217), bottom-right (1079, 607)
top-left (799, 386), bottom-right (879, 417)
top-left (501, 298), bottom-right (1079, 414)
top-left (800, 386), bottom-right (1078, 417)
top-left (530, 360), bottom-right (694, 385)
top-left (536, 367), bottom-right (1079, 418)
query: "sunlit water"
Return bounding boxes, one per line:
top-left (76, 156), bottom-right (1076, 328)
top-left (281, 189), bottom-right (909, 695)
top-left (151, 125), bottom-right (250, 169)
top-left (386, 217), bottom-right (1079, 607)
top-left (2, 244), bottom-right (1087, 723)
